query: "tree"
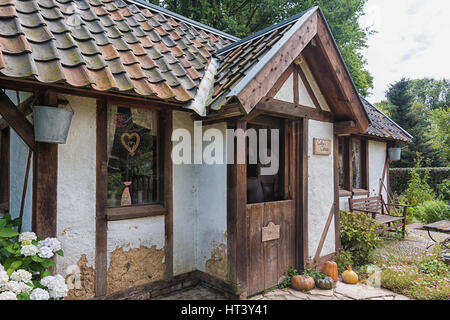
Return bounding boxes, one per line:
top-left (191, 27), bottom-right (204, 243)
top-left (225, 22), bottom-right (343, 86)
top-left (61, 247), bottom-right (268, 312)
top-left (386, 78), bottom-right (442, 168)
top-left (408, 78), bottom-right (450, 110)
top-left (428, 108), bottom-right (450, 165)
top-left (152, 0), bottom-right (374, 96)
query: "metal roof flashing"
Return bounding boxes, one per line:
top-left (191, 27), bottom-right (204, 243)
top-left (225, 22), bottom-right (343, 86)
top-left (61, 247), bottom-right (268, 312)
top-left (127, 0), bottom-right (240, 42)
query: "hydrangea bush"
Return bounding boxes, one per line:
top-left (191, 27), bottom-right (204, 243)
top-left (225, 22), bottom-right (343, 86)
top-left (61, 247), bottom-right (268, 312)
top-left (0, 213), bottom-right (68, 300)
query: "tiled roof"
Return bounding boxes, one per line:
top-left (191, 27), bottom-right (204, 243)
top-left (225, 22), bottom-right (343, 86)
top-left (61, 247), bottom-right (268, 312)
top-left (0, 0), bottom-right (234, 102)
top-left (208, 10), bottom-right (309, 111)
top-left (361, 96), bottom-right (413, 142)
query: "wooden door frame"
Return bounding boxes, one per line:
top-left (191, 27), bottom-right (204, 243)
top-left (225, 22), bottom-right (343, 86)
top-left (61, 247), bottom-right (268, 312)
top-left (227, 115), bottom-right (308, 297)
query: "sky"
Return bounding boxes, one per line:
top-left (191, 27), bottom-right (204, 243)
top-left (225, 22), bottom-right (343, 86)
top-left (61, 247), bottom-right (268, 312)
top-left (359, 0), bottom-right (450, 103)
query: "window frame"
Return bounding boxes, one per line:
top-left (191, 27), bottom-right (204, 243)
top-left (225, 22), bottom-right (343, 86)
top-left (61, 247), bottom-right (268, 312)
top-left (338, 135), bottom-right (369, 197)
top-left (0, 127), bottom-right (9, 213)
top-left (101, 105), bottom-right (169, 221)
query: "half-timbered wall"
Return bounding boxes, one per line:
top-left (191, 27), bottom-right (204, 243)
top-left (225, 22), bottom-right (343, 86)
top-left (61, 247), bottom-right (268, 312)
top-left (307, 120), bottom-right (335, 259)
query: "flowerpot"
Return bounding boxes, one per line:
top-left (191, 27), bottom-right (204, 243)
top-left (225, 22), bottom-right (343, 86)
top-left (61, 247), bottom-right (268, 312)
top-left (34, 106), bottom-right (73, 144)
top-left (388, 147), bottom-right (402, 161)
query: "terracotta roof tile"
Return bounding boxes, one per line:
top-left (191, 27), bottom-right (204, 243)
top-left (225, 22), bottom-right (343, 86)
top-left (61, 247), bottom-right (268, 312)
top-left (0, 0), bottom-right (234, 104)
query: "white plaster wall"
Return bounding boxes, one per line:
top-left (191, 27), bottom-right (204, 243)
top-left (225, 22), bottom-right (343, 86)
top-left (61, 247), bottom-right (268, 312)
top-left (369, 140), bottom-right (388, 199)
top-left (274, 73), bottom-right (294, 103)
top-left (172, 112), bottom-right (228, 277)
top-left (107, 216), bottom-right (165, 265)
top-left (195, 122), bottom-right (227, 274)
top-left (307, 120), bottom-right (335, 258)
top-left (9, 129), bottom-right (33, 232)
top-left (6, 90), bottom-right (34, 232)
top-left (56, 95), bottom-right (97, 275)
top-left (172, 111), bottom-right (197, 275)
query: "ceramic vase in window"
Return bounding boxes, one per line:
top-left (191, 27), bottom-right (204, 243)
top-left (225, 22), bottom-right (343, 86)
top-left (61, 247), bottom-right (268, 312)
top-left (121, 181), bottom-right (132, 206)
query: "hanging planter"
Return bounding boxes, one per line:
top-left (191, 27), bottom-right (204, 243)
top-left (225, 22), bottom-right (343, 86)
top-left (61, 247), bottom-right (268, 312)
top-left (33, 106), bottom-right (73, 144)
top-left (388, 147), bottom-right (402, 162)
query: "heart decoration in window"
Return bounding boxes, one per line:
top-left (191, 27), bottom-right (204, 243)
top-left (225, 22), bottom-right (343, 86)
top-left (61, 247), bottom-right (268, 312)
top-left (121, 132), bottom-right (141, 156)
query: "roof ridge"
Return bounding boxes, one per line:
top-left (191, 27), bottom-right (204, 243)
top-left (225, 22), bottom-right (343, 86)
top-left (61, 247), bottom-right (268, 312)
top-left (126, 0), bottom-right (240, 42)
top-left (216, 7), bottom-right (316, 55)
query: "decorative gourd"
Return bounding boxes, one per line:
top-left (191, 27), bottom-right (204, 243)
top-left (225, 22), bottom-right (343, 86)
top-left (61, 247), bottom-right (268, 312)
top-left (342, 266), bottom-right (358, 284)
top-left (291, 275), bottom-right (315, 291)
top-left (321, 261), bottom-right (338, 282)
top-left (315, 276), bottom-right (335, 290)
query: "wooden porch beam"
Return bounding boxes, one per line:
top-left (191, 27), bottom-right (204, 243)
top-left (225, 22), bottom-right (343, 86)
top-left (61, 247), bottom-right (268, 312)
top-left (257, 98), bottom-right (334, 122)
top-left (334, 121), bottom-right (358, 135)
top-left (0, 90), bottom-right (35, 151)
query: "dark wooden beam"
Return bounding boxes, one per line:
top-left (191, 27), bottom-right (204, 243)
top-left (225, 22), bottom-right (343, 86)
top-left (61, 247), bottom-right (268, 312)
top-left (0, 128), bottom-right (10, 207)
top-left (299, 118), bottom-right (309, 270)
top-left (314, 15), bottom-right (370, 132)
top-left (227, 120), bottom-right (248, 297)
top-left (334, 121), bottom-right (358, 135)
top-left (257, 98), bottom-right (334, 122)
top-left (162, 110), bottom-right (174, 281)
top-left (0, 90), bottom-right (35, 151)
top-left (95, 99), bottom-right (108, 297)
top-left (237, 12), bottom-right (318, 113)
top-left (333, 134), bottom-right (341, 252)
top-left (33, 92), bottom-right (58, 239)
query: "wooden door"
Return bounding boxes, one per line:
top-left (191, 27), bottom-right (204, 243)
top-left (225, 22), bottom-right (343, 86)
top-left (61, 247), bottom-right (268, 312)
top-left (246, 200), bottom-right (295, 295)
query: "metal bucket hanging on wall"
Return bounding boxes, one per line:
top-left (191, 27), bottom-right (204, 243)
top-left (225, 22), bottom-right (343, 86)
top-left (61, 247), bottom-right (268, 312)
top-left (33, 106), bottom-right (73, 144)
top-left (388, 147), bottom-right (402, 161)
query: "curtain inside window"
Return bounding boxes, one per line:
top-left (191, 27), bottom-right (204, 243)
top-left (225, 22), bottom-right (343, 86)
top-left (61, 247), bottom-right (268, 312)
top-left (107, 106), bottom-right (118, 160)
top-left (131, 108), bottom-right (157, 135)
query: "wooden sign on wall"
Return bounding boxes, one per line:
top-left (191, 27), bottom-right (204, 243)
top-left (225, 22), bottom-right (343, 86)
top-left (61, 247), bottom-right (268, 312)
top-left (313, 138), bottom-right (331, 156)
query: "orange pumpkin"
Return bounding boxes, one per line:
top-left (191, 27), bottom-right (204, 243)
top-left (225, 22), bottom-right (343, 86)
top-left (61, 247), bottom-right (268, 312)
top-left (342, 266), bottom-right (358, 284)
top-left (291, 275), bottom-right (315, 291)
top-left (321, 261), bottom-right (338, 281)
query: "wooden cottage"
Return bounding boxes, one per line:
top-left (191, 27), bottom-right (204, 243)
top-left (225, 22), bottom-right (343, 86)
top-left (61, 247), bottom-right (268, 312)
top-left (0, 1), bottom-right (411, 299)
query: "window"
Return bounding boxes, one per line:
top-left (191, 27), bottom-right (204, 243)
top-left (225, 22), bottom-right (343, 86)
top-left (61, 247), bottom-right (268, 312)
top-left (106, 106), bottom-right (160, 207)
top-left (246, 117), bottom-right (286, 204)
top-left (338, 136), bottom-right (368, 195)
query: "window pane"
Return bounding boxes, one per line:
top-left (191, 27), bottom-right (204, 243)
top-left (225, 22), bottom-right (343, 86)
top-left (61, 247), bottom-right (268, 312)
top-left (352, 138), bottom-right (361, 189)
top-left (107, 107), bottom-right (158, 207)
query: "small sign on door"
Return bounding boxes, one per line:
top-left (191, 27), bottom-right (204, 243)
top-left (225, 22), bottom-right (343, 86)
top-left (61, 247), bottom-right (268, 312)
top-left (262, 222), bottom-right (280, 242)
top-left (313, 138), bottom-right (331, 156)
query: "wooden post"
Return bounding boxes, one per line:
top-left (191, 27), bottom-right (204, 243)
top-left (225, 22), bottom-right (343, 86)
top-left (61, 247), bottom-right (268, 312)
top-left (95, 99), bottom-right (108, 296)
top-left (0, 128), bottom-right (10, 208)
top-left (33, 92), bottom-right (58, 238)
top-left (162, 111), bottom-right (173, 281)
top-left (333, 134), bottom-right (341, 252)
top-left (227, 120), bottom-right (248, 297)
top-left (298, 118), bottom-right (309, 270)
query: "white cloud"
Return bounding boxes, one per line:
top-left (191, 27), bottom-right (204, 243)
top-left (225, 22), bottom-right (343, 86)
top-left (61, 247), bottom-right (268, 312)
top-left (360, 0), bottom-right (450, 102)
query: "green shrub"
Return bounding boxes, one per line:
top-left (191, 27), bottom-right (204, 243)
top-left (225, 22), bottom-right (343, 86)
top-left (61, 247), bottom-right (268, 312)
top-left (339, 210), bottom-right (381, 268)
top-left (437, 179), bottom-right (450, 202)
top-left (415, 200), bottom-right (450, 223)
top-left (278, 267), bottom-right (299, 289)
top-left (334, 250), bottom-right (354, 274)
top-left (405, 154), bottom-right (436, 206)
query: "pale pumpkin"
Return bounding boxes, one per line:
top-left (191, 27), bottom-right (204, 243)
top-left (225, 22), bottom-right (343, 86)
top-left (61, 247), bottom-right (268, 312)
top-left (291, 275), bottom-right (315, 291)
top-left (342, 266), bottom-right (358, 284)
top-left (321, 261), bottom-right (338, 282)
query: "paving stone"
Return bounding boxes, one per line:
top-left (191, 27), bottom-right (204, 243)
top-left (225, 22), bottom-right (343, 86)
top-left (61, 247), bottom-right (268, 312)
top-left (335, 282), bottom-right (395, 300)
top-left (394, 294), bottom-right (410, 300)
top-left (249, 294), bottom-right (263, 300)
top-left (308, 288), bottom-right (334, 297)
top-left (288, 289), bottom-right (309, 300)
